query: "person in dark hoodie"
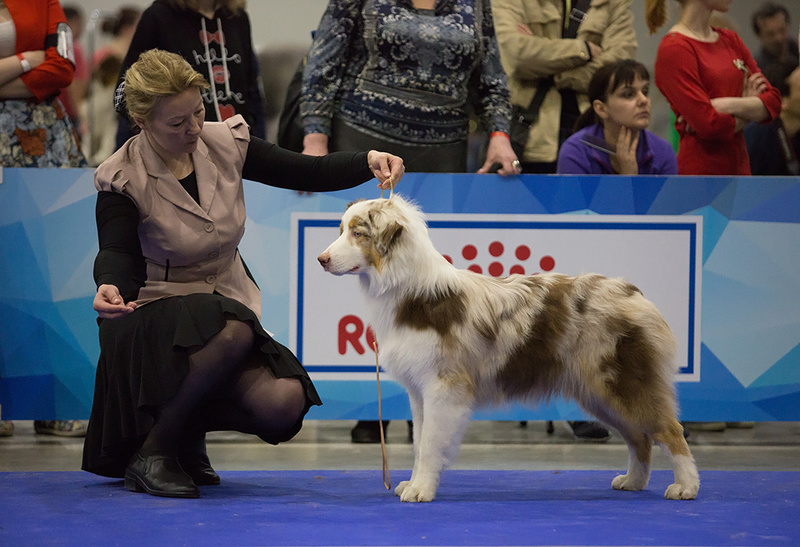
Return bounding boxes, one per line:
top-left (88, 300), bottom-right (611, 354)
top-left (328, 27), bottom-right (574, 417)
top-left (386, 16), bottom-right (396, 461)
top-left (114, 0), bottom-right (266, 149)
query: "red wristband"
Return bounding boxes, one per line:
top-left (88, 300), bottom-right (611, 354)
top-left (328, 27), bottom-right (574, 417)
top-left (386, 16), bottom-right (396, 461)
top-left (490, 131), bottom-right (509, 139)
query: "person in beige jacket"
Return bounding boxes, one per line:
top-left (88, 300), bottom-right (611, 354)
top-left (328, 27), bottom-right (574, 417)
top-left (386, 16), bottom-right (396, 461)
top-left (493, 0), bottom-right (637, 172)
top-left (81, 49), bottom-right (405, 499)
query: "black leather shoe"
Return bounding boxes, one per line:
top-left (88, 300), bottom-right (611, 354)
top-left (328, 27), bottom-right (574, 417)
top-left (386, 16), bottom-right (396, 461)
top-left (179, 437), bottom-right (220, 486)
top-left (568, 421), bottom-right (611, 443)
top-left (351, 420), bottom-right (389, 443)
top-left (124, 452), bottom-right (199, 498)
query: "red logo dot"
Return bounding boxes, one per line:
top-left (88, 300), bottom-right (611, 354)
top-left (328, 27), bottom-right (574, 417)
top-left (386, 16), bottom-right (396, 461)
top-left (442, 254), bottom-right (453, 264)
top-left (468, 264), bottom-right (483, 274)
top-left (515, 245), bottom-right (531, 261)
top-left (462, 244), bottom-right (477, 260)
top-left (510, 265), bottom-right (525, 275)
top-left (488, 262), bottom-right (504, 277)
top-left (540, 255), bottom-right (555, 271)
top-left (489, 241), bottom-right (504, 257)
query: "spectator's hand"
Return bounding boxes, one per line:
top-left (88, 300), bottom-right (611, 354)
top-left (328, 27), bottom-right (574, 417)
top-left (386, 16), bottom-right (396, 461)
top-left (20, 50), bottom-right (45, 70)
top-left (94, 284), bottom-right (137, 320)
top-left (516, 23), bottom-right (532, 36)
top-left (586, 42), bottom-right (603, 59)
top-left (676, 115), bottom-right (695, 134)
top-left (611, 127), bottom-right (639, 175)
top-left (302, 133), bottom-right (329, 156)
top-left (742, 71), bottom-right (767, 97)
top-left (367, 150), bottom-right (405, 190)
top-left (478, 134), bottom-right (521, 176)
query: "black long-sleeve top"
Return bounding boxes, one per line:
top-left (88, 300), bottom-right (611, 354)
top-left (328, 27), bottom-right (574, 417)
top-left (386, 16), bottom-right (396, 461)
top-left (95, 138), bottom-right (372, 302)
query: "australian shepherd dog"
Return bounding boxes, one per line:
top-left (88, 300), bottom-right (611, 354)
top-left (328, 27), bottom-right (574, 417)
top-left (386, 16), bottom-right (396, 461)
top-left (318, 195), bottom-right (699, 502)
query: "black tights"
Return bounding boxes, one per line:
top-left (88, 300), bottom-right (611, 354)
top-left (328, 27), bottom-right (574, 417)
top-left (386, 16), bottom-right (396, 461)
top-left (139, 319), bottom-right (307, 457)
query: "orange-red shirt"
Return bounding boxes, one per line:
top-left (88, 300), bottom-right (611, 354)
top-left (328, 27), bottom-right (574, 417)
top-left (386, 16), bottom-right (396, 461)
top-left (7, 0), bottom-right (74, 102)
top-left (655, 28), bottom-right (782, 175)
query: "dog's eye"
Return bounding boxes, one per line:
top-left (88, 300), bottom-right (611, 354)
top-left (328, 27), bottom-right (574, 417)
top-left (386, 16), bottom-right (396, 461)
top-left (352, 230), bottom-right (363, 238)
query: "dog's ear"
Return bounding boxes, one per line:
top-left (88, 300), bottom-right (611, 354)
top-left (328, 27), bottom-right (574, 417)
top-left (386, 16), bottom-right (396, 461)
top-left (375, 221), bottom-right (403, 256)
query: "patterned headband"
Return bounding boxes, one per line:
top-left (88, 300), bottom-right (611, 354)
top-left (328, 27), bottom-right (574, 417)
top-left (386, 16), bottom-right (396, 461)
top-left (114, 79), bottom-right (126, 115)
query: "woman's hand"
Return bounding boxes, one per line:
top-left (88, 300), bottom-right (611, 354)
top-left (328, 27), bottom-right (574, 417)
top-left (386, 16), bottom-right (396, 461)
top-left (93, 284), bottom-right (137, 319)
top-left (742, 71), bottom-right (767, 98)
top-left (611, 127), bottom-right (640, 175)
top-left (367, 150), bottom-right (405, 190)
top-left (478, 133), bottom-right (521, 176)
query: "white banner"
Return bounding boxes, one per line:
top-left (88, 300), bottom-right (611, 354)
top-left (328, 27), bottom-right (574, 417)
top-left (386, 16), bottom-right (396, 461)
top-left (291, 214), bottom-right (702, 382)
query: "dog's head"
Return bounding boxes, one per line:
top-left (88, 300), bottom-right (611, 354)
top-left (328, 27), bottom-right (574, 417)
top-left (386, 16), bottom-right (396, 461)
top-left (318, 196), bottom-right (413, 276)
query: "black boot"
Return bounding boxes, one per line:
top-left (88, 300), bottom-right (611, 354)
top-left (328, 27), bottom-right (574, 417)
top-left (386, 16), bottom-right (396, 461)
top-left (179, 435), bottom-right (220, 486)
top-left (124, 452), bottom-right (199, 498)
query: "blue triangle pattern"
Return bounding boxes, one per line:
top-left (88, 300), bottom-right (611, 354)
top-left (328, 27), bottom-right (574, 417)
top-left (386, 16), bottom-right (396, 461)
top-left (691, 205), bottom-right (729, 264)
top-left (728, 177), bottom-right (800, 221)
top-left (709, 178), bottom-right (739, 218)
top-left (650, 176), bottom-right (731, 215)
top-left (589, 176), bottom-right (635, 213)
top-left (751, 343), bottom-right (800, 388)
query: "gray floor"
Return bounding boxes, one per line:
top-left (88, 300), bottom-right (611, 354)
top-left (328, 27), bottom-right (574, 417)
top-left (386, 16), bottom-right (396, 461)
top-left (2, 420), bottom-right (799, 474)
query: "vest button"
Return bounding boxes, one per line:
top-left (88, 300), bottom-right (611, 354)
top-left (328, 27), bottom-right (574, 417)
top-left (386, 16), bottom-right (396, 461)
top-left (205, 223), bottom-right (215, 233)
top-left (205, 275), bottom-right (216, 284)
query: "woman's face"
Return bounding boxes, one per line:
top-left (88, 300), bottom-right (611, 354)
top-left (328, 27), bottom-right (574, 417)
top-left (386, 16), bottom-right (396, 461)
top-left (596, 76), bottom-right (652, 131)
top-left (138, 88), bottom-right (205, 159)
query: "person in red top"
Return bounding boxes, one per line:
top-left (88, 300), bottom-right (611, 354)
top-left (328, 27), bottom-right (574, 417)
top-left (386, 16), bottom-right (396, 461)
top-left (0, 0), bottom-right (86, 167)
top-left (646, 0), bottom-right (782, 175)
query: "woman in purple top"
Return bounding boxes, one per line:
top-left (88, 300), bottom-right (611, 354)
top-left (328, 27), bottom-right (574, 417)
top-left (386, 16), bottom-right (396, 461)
top-left (557, 60), bottom-right (677, 175)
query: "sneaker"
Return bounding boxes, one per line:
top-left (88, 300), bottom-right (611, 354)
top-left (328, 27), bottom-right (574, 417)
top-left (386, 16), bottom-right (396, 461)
top-left (567, 421), bottom-right (611, 442)
top-left (0, 420), bottom-right (14, 437)
top-left (33, 420), bottom-right (87, 437)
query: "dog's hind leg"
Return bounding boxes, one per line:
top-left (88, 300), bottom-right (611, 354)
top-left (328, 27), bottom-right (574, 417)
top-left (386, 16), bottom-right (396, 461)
top-left (397, 381), bottom-right (472, 502)
top-left (581, 402), bottom-right (652, 492)
top-left (610, 425), bottom-right (652, 492)
top-left (653, 419), bottom-right (699, 500)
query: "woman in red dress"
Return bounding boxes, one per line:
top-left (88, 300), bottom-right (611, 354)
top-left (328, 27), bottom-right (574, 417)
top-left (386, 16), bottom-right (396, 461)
top-left (646, 0), bottom-right (782, 175)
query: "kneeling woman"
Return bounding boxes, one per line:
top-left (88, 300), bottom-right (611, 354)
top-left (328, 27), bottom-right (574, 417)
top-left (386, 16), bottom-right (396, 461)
top-left (557, 60), bottom-right (677, 175)
top-left (82, 49), bottom-right (404, 498)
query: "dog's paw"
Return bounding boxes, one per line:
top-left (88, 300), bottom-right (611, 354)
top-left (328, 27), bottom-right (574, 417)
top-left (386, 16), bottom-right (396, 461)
top-left (394, 481), bottom-right (411, 497)
top-left (398, 482), bottom-right (436, 503)
top-left (664, 482), bottom-right (698, 500)
top-left (611, 474), bottom-right (647, 491)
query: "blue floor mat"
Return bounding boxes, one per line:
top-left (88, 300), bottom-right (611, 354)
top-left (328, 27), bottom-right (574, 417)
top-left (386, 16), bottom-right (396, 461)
top-left (1, 470), bottom-right (798, 546)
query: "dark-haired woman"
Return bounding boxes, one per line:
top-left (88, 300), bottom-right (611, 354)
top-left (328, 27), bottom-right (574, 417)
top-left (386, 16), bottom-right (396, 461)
top-left (557, 60), bottom-right (677, 175)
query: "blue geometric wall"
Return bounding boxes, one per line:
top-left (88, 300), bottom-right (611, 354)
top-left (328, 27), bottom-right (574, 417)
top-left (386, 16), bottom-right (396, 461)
top-left (1, 168), bottom-right (798, 420)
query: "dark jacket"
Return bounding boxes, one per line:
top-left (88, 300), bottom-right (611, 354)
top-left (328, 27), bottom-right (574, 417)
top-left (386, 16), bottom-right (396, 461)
top-left (115, 0), bottom-right (265, 147)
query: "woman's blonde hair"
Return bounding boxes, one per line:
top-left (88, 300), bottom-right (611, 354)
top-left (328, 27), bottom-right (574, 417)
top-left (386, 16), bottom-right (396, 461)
top-left (166, 0), bottom-right (246, 16)
top-left (124, 49), bottom-right (209, 125)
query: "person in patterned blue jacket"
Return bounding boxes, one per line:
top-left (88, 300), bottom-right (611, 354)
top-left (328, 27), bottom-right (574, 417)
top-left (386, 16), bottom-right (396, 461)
top-left (300, 0), bottom-right (521, 176)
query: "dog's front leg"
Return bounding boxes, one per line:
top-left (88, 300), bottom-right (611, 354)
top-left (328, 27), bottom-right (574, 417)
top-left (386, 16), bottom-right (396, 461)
top-left (398, 381), bottom-right (472, 503)
top-left (394, 389), bottom-right (424, 499)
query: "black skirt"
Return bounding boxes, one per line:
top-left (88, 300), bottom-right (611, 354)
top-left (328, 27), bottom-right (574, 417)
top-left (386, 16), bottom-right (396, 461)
top-left (81, 293), bottom-right (321, 478)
